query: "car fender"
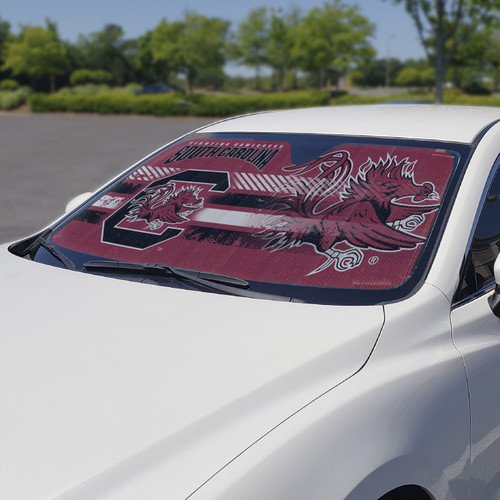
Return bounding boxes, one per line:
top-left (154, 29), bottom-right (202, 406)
top-left (190, 284), bottom-right (470, 500)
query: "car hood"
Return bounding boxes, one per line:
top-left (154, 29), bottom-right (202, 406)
top-left (0, 248), bottom-right (384, 499)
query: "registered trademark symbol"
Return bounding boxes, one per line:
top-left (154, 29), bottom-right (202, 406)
top-left (368, 256), bottom-right (379, 265)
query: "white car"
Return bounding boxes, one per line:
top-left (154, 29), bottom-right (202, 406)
top-left (3, 104), bottom-right (500, 500)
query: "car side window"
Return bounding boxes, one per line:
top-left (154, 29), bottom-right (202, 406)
top-left (455, 166), bottom-right (500, 302)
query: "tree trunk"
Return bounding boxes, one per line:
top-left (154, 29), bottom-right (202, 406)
top-left (493, 65), bottom-right (500, 91)
top-left (435, 42), bottom-right (445, 102)
top-left (254, 66), bottom-right (261, 91)
top-left (434, 0), bottom-right (445, 103)
top-left (318, 67), bottom-right (326, 89)
top-left (49, 75), bottom-right (56, 93)
top-left (452, 66), bottom-right (461, 88)
top-left (187, 68), bottom-right (195, 94)
top-left (279, 68), bottom-right (285, 91)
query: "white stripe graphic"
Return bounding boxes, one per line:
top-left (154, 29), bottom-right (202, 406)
top-left (240, 172), bottom-right (259, 191)
top-left (233, 176), bottom-right (245, 190)
top-left (266, 175), bottom-right (282, 191)
top-left (136, 167), bottom-right (150, 181)
top-left (143, 165), bottom-right (160, 179)
top-left (277, 175), bottom-right (296, 194)
top-left (193, 208), bottom-right (267, 228)
top-left (254, 174), bottom-right (274, 192)
top-left (247, 173), bottom-right (268, 192)
top-left (235, 172), bottom-right (251, 190)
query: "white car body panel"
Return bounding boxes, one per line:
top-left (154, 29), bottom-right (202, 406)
top-left (452, 294), bottom-right (500, 500)
top-left (5, 105), bottom-right (500, 499)
top-left (203, 104), bottom-right (500, 142)
top-left (0, 249), bottom-right (382, 499)
top-left (191, 285), bottom-right (470, 500)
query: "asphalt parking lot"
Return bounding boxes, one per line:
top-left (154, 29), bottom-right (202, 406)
top-left (0, 112), bottom-right (213, 243)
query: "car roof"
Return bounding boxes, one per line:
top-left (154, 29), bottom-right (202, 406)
top-left (200, 104), bottom-right (500, 143)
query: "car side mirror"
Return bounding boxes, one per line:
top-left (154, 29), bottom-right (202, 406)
top-left (489, 255), bottom-right (500, 317)
top-left (65, 192), bottom-right (92, 213)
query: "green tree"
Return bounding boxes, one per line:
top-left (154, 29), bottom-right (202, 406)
top-left (267, 14), bottom-right (288, 91)
top-left (395, 67), bottom-right (421, 86)
top-left (447, 28), bottom-right (487, 87)
top-left (483, 29), bottom-right (500, 90)
top-left (177, 13), bottom-right (229, 93)
top-left (69, 69), bottom-right (112, 86)
top-left (290, 0), bottom-right (375, 88)
top-left (2, 20), bottom-right (66, 90)
top-left (75, 24), bottom-right (136, 85)
top-left (0, 17), bottom-right (12, 81)
top-left (393, 58), bottom-right (434, 87)
top-left (135, 27), bottom-right (175, 84)
top-left (232, 8), bottom-right (270, 89)
top-left (266, 8), bottom-right (301, 91)
top-left (145, 19), bottom-right (183, 83)
top-left (0, 17), bottom-right (10, 57)
top-left (420, 67), bottom-right (436, 87)
top-left (147, 14), bottom-right (229, 93)
top-left (355, 57), bottom-right (404, 87)
top-left (395, 66), bottom-right (434, 87)
top-left (446, 19), bottom-right (500, 89)
top-left (62, 40), bottom-right (85, 80)
top-left (388, 0), bottom-right (500, 102)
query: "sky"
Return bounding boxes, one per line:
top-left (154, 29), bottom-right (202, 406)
top-left (0, 0), bottom-right (426, 69)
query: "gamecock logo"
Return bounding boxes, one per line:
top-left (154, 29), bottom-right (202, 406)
top-left (257, 150), bottom-right (440, 274)
top-left (126, 182), bottom-right (204, 230)
top-left (102, 169), bottom-right (229, 250)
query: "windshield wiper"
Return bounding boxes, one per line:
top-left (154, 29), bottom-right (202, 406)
top-left (33, 236), bottom-right (77, 270)
top-left (84, 259), bottom-right (248, 287)
top-left (83, 260), bottom-right (294, 301)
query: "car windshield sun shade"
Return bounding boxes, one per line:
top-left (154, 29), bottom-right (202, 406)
top-left (47, 132), bottom-right (465, 303)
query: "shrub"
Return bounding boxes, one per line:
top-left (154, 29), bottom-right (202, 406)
top-left (443, 93), bottom-right (500, 107)
top-left (0, 87), bottom-right (31, 110)
top-left (462, 81), bottom-right (491, 96)
top-left (57, 83), bottom-right (142, 96)
top-left (29, 93), bottom-right (186, 115)
top-left (331, 93), bottom-right (385, 105)
top-left (70, 69), bottom-right (113, 86)
top-left (443, 87), bottom-right (463, 98)
top-left (395, 68), bottom-right (422, 87)
top-left (29, 90), bottom-right (331, 116)
top-left (57, 84), bottom-right (111, 96)
top-left (349, 70), bottom-right (365, 87)
top-left (112, 83), bottom-right (143, 94)
top-left (0, 79), bottom-right (19, 91)
top-left (420, 68), bottom-right (435, 87)
top-left (330, 90), bottom-right (435, 106)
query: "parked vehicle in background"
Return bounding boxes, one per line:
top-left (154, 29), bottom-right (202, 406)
top-left (135, 82), bottom-right (184, 94)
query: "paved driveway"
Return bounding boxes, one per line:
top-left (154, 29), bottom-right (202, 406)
top-left (0, 113), bottom-right (213, 243)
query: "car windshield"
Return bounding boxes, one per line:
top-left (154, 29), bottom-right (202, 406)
top-left (35, 132), bottom-right (468, 305)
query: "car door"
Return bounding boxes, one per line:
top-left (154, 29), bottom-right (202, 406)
top-left (451, 159), bottom-right (500, 500)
